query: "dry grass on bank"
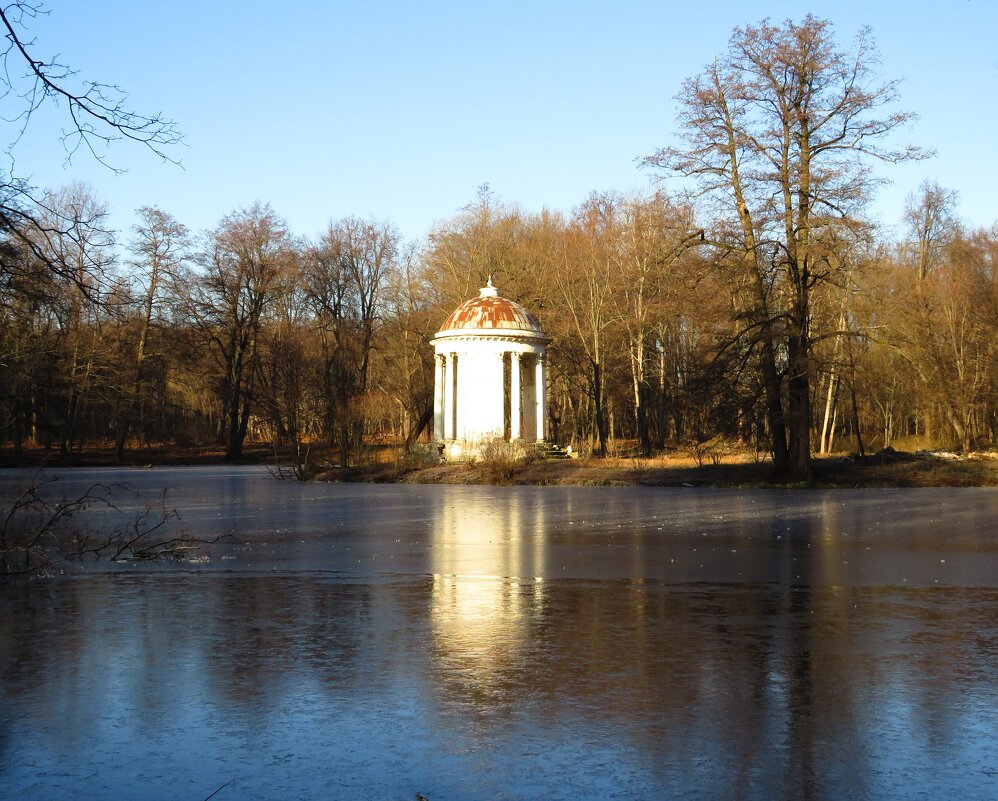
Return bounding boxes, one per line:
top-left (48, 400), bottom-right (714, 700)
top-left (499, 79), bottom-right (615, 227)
top-left (392, 450), bottom-right (998, 488)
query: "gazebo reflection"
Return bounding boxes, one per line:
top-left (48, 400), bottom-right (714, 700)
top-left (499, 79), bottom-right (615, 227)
top-left (428, 491), bottom-right (547, 693)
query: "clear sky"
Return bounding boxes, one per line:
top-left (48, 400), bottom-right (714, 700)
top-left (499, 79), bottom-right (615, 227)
top-left (11, 0), bottom-right (998, 245)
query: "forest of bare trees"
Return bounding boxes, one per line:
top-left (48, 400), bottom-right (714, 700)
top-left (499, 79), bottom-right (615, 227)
top-left (1, 12), bottom-right (996, 480)
top-left (2, 178), bottom-right (995, 473)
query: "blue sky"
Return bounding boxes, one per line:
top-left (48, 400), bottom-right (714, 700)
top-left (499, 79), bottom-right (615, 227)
top-left (12, 1), bottom-right (998, 244)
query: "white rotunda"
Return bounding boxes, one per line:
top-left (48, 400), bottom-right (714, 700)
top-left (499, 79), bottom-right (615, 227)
top-left (431, 280), bottom-right (550, 457)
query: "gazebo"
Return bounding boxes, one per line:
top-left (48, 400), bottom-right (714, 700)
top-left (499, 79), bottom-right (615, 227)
top-left (431, 280), bottom-right (550, 458)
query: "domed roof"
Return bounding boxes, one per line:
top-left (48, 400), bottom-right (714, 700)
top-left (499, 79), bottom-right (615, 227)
top-left (435, 279), bottom-right (547, 339)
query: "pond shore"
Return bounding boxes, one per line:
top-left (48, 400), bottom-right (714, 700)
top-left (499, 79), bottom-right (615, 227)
top-left (4, 446), bottom-right (997, 487)
top-left (324, 450), bottom-right (998, 488)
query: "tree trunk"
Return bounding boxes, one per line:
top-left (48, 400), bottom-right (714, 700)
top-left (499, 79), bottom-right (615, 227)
top-left (786, 330), bottom-right (812, 482)
top-left (225, 380), bottom-right (244, 459)
top-left (406, 404), bottom-right (433, 448)
top-left (592, 360), bottom-right (608, 457)
top-left (819, 364), bottom-right (838, 455)
top-left (849, 380), bottom-right (865, 457)
top-left (760, 337), bottom-right (789, 472)
top-left (655, 343), bottom-right (667, 450)
top-left (944, 405), bottom-right (971, 452)
top-left (115, 257), bottom-right (159, 463)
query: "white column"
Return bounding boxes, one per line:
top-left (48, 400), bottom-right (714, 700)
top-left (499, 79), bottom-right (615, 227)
top-left (535, 352), bottom-right (546, 442)
top-left (444, 353), bottom-right (456, 440)
top-left (433, 354), bottom-right (444, 441)
top-left (495, 350), bottom-right (506, 438)
top-left (510, 351), bottom-right (521, 440)
top-left (455, 352), bottom-right (465, 440)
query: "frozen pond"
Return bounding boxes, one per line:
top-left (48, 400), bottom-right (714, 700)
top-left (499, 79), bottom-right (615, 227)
top-left (1, 466), bottom-right (997, 800)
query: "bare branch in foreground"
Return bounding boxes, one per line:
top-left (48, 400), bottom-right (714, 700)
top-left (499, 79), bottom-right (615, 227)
top-left (1, 472), bottom-right (224, 577)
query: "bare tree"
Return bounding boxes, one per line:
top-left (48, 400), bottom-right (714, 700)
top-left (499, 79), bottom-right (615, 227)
top-left (376, 241), bottom-right (436, 447)
top-left (184, 204), bottom-right (291, 459)
top-left (555, 192), bottom-right (622, 456)
top-left (0, 4), bottom-right (181, 458)
top-left (646, 14), bottom-right (926, 480)
top-left (612, 193), bottom-right (702, 456)
top-left (424, 185), bottom-right (523, 307)
top-left (114, 207), bottom-right (189, 460)
top-left (300, 236), bottom-right (353, 455)
top-left (259, 248), bottom-right (322, 478)
top-left (0, 2), bottom-right (180, 286)
top-left (893, 227), bottom-right (995, 451)
top-left (321, 216), bottom-right (399, 458)
top-left (905, 180), bottom-right (959, 281)
top-left (27, 184), bottom-right (117, 454)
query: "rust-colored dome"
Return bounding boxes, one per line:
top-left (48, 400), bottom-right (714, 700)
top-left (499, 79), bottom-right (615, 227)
top-left (436, 281), bottom-right (545, 337)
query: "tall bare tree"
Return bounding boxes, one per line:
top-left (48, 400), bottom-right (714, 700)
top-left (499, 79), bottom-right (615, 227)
top-left (376, 242), bottom-right (436, 446)
top-left (424, 185), bottom-right (523, 307)
top-left (892, 227), bottom-right (995, 451)
top-left (322, 216), bottom-right (399, 457)
top-left (555, 193), bottom-right (622, 456)
top-left (31, 184), bottom-right (116, 454)
top-left (646, 14), bottom-right (925, 479)
top-left (905, 180), bottom-right (959, 281)
top-left (613, 194), bottom-right (702, 456)
top-left (114, 207), bottom-right (189, 460)
top-left (185, 204), bottom-right (291, 459)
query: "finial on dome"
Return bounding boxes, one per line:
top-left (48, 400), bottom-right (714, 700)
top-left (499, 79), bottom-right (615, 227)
top-left (479, 275), bottom-right (498, 298)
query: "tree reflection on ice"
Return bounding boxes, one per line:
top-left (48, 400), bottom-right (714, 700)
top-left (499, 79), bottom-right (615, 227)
top-left (0, 472), bottom-right (996, 800)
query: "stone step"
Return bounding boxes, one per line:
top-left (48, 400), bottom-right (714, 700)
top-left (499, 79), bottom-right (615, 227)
top-left (539, 444), bottom-right (570, 460)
